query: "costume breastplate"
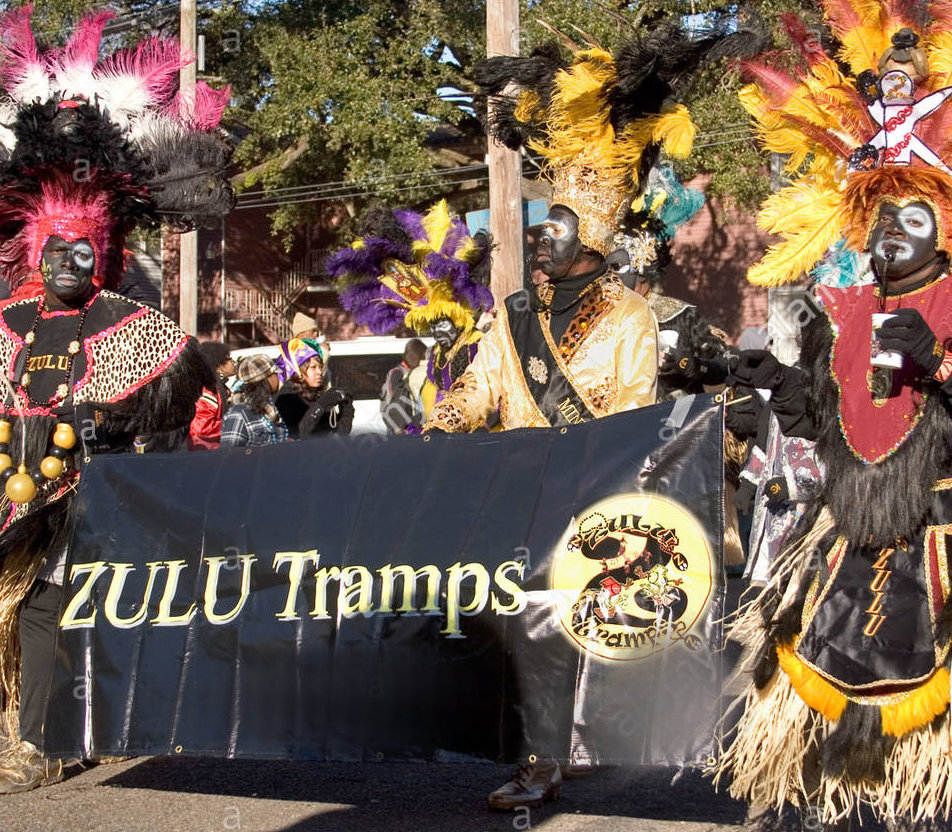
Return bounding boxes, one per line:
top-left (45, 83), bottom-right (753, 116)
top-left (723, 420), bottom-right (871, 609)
top-left (819, 279), bottom-right (952, 463)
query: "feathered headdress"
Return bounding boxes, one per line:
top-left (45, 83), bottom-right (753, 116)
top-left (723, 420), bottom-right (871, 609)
top-left (327, 200), bottom-right (494, 335)
top-left (473, 11), bottom-right (767, 254)
top-left (740, 1), bottom-right (952, 286)
top-left (0, 5), bottom-right (233, 293)
top-left (613, 164), bottom-right (705, 282)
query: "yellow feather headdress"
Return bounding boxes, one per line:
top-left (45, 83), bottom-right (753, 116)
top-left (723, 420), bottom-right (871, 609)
top-left (742, 0), bottom-right (952, 286)
top-left (473, 14), bottom-right (766, 255)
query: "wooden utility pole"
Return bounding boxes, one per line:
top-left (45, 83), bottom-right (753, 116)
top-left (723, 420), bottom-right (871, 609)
top-left (179, 0), bottom-right (198, 335)
top-left (487, 0), bottom-right (523, 304)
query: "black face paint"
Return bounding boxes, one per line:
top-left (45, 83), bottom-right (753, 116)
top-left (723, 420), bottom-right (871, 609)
top-left (535, 205), bottom-right (584, 282)
top-left (869, 201), bottom-right (939, 280)
top-left (41, 235), bottom-right (95, 303)
top-left (431, 317), bottom-right (460, 350)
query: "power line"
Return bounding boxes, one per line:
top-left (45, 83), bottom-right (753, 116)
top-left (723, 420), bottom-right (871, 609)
top-left (235, 175), bottom-right (491, 210)
top-left (234, 162), bottom-right (493, 201)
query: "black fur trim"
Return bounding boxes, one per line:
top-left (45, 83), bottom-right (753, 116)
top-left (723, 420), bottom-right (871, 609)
top-left (607, 10), bottom-right (769, 134)
top-left (0, 496), bottom-right (72, 568)
top-left (141, 128), bottom-right (234, 228)
top-left (99, 337), bottom-right (214, 436)
top-left (752, 639), bottom-right (778, 690)
top-left (356, 205), bottom-right (414, 246)
top-left (471, 42), bottom-right (565, 97)
top-left (472, 43), bottom-right (566, 152)
top-left (3, 97), bottom-right (149, 205)
top-left (821, 701), bottom-right (890, 784)
top-left (771, 549), bottom-right (829, 646)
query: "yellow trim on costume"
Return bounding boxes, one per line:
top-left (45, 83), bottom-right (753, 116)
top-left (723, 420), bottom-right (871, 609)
top-left (880, 667), bottom-right (951, 737)
top-left (404, 300), bottom-right (474, 335)
top-left (777, 644), bottom-right (848, 722)
top-left (780, 645), bottom-right (951, 736)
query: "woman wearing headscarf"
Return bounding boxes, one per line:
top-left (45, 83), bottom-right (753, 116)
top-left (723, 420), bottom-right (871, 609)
top-left (274, 339), bottom-right (354, 438)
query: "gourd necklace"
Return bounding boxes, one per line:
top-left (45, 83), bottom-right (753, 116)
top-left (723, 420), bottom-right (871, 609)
top-left (0, 294), bottom-right (85, 503)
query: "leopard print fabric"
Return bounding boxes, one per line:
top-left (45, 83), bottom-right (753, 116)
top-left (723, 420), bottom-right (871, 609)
top-left (0, 296), bottom-right (29, 381)
top-left (74, 291), bottom-right (189, 405)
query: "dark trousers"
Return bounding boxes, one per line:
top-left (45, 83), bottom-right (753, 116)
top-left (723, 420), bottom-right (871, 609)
top-left (18, 580), bottom-right (62, 747)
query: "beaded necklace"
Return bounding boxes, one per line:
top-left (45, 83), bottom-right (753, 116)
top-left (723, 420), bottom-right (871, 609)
top-left (0, 294), bottom-right (87, 503)
top-left (18, 293), bottom-right (92, 407)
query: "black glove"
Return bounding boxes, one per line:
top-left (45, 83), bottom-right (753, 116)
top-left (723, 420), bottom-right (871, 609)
top-left (317, 389), bottom-right (348, 410)
top-left (724, 388), bottom-right (764, 438)
top-left (876, 308), bottom-right (944, 377)
top-left (768, 365), bottom-right (816, 440)
top-left (733, 480), bottom-right (757, 514)
top-left (763, 476), bottom-right (789, 505)
top-left (730, 350), bottom-right (786, 391)
top-left (425, 427), bottom-right (447, 435)
top-left (660, 348), bottom-right (699, 380)
top-left (697, 356), bottom-right (730, 386)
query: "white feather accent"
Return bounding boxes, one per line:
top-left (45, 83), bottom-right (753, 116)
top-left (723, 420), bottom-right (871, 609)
top-left (94, 74), bottom-right (155, 117)
top-left (10, 68), bottom-right (51, 104)
top-left (129, 112), bottom-right (185, 146)
top-left (53, 67), bottom-right (99, 103)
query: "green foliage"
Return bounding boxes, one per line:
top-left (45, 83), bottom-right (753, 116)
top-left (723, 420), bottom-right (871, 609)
top-left (223, 0), bottom-right (485, 246)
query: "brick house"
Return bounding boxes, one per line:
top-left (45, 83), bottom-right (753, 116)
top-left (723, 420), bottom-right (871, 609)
top-left (159, 162), bottom-right (774, 347)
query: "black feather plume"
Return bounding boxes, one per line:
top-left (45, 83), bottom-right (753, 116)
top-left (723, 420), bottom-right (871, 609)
top-left (608, 9), bottom-right (770, 133)
top-left (472, 42), bottom-right (566, 151)
top-left (140, 127), bottom-right (234, 229)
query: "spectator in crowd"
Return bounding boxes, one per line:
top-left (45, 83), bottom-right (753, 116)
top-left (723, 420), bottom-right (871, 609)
top-left (291, 312), bottom-right (322, 342)
top-left (274, 339), bottom-right (353, 438)
top-left (381, 338), bottom-right (426, 434)
top-left (199, 341), bottom-right (236, 406)
top-left (220, 355), bottom-right (288, 448)
top-left (184, 341), bottom-right (235, 452)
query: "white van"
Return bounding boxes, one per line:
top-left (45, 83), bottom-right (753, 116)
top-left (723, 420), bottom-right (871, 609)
top-left (230, 336), bottom-right (433, 436)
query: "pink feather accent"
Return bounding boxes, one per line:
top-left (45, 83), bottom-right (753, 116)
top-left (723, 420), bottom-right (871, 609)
top-left (168, 81), bottom-right (231, 129)
top-left (781, 13), bottom-right (826, 67)
top-left (928, 0), bottom-right (952, 30)
top-left (824, 86), bottom-right (878, 139)
top-left (61, 10), bottom-right (114, 69)
top-left (785, 114), bottom-right (854, 158)
top-left (0, 4), bottom-right (43, 90)
top-left (96, 37), bottom-right (188, 109)
top-left (882, 0), bottom-right (928, 32)
top-left (22, 177), bottom-right (114, 272)
top-left (741, 60), bottom-right (800, 105)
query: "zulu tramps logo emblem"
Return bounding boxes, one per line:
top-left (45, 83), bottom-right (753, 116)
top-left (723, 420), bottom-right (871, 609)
top-left (550, 494), bottom-right (714, 661)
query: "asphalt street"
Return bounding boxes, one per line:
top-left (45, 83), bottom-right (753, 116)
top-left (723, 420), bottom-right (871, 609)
top-left (4, 756), bottom-right (904, 832)
top-left (4, 757), bottom-right (747, 832)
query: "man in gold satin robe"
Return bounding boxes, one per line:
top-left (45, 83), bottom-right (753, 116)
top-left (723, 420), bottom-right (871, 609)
top-left (425, 203), bottom-right (658, 434)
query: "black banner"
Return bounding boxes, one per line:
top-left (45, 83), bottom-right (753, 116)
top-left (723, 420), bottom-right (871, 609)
top-left (43, 395), bottom-right (725, 765)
